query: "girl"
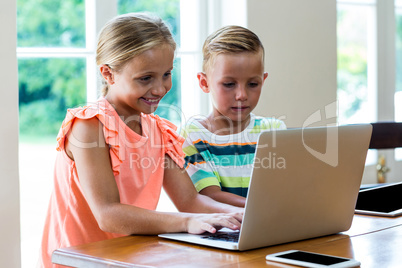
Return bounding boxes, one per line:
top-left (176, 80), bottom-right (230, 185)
top-left (39, 13), bottom-right (242, 268)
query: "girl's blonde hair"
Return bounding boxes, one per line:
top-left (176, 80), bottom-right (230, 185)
top-left (202, 25), bottom-right (264, 73)
top-left (96, 13), bottom-right (176, 96)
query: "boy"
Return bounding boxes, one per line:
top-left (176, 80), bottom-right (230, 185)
top-left (181, 26), bottom-right (286, 207)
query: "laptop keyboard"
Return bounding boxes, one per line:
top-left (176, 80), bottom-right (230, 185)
top-left (201, 232), bottom-right (239, 242)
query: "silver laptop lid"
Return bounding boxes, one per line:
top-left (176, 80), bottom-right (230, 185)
top-left (238, 124), bottom-right (372, 250)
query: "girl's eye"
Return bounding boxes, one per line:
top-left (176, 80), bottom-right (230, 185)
top-left (140, 76), bottom-right (151, 82)
top-left (163, 71), bottom-right (172, 78)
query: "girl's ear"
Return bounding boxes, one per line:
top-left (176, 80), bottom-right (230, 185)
top-left (99, 65), bottom-right (115, 85)
top-left (197, 72), bottom-right (210, 93)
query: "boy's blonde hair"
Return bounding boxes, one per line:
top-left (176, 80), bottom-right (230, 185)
top-left (96, 13), bottom-right (176, 96)
top-left (202, 25), bottom-right (264, 73)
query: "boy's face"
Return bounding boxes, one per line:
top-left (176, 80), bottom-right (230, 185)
top-left (198, 50), bottom-right (268, 125)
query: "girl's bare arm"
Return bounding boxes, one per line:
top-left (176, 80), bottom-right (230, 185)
top-left (65, 118), bottom-right (242, 235)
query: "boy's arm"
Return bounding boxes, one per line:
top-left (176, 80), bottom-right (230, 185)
top-left (200, 186), bottom-right (246, 207)
top-left (182, 138), bottom-right (221, 194)
top-left (181, 123), bottom-right (246, 207)
top-left (182, 134), bottom-right (247, 207)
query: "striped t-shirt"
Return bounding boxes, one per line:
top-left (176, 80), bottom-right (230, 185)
top-left (181, 114), bottom-right (286, 197)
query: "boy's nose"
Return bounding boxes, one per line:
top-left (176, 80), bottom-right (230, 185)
top-left (235, 87), bottom-right (248, 101)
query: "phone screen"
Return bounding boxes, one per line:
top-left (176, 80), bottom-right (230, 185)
top-left (277, 251), bottom-right (349, 265)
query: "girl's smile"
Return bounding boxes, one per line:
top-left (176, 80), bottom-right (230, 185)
top-left (140, 97), bottom-right (162, 106)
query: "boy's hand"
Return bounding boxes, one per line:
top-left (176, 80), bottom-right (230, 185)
top-left (186, 212), bottom-right (243, 235)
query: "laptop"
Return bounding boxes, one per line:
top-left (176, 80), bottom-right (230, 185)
top-left (355, 181), bottom-right (402, 217)
top-left (159, 124), bottom-right (373, 251)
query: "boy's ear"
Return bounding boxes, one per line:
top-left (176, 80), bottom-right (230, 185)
top-left (100, 64), bottom-right (115, 85)
top-left (263, 72), bottom-right (269, 81)
top-left (197, 72), bottom-right (210, 93)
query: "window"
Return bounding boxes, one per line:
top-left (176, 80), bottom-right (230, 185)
top-left (337, 0), bottom-right (402, 124)
top-left (337, 0), bottom-right (402, 182)
top-left (395, 0), bottom-right (402, 160)
top-left (396, 0), bottom-right (402, 122)
top-left (17, 1), bottom-right (89, 267)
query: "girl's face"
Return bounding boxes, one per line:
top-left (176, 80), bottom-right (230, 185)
top-left (103, 45), bottom-right (174, 118)
top-left (198, 50), bottom-right (268, 129)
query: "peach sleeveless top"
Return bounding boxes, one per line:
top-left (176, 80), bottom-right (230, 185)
top-left (39, 98), bottom-right (184, 267)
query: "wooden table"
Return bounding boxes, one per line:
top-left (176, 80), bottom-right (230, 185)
top-left (52, 215), bottom-right (402, 267)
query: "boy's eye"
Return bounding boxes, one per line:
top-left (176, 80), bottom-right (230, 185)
top-left (223, 82), bottom-right (235, 88)
top-left (163, 71), bottom-right (172, 78)
top-left (249, 82), bottom-right (259, 87)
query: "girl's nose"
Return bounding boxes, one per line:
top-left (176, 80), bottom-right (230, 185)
top-left (152, 81), bottom-right (169, 96)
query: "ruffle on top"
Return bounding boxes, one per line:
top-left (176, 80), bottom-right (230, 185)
top-left (56, 99), bottom-right (123, 175)
top-left (56, 98), bottom-right (185, 175)
top-left (150, 114), bottom-right (185, 169)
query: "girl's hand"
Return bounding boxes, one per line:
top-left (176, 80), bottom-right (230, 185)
top-left (186, 212), bottom-right (243, 235)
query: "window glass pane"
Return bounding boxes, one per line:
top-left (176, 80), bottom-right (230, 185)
top-left (337, 3), bottom-right (377, 166)
top-left (396, 2), bottom-right (402, 121)
top-left (17, 0), bottom-right (86, 48)
top-left (117, 0), bottom-right (181, 124)
top-left (395, 1), bottom-right (402, 159)
top-left (118, 0), bottom-right (180, 46)
top-left (18, 57), bottom-right (86, 266)
top-left (156, 58), bottom-right (182, 126)
top-left (337, 3), bottom-right (376, 124)
top-left (18, 58), bottom-right (87, 139)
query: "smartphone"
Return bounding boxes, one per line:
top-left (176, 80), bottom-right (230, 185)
top-left (265, 250), bottom-right (360, 268)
